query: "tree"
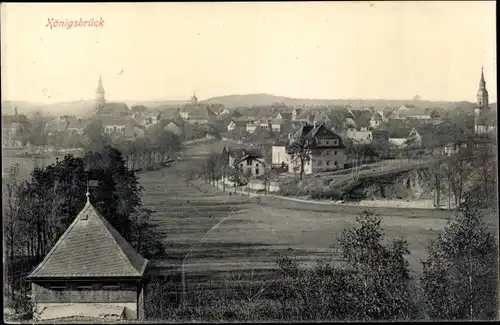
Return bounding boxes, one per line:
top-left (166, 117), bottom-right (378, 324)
top-left (420, 196), bottom-right (498, 320)
top-left (286, 140), bottom-right (310, 180)
top-left (27, 111), bottom-right (48, 146)
top-left (82, 119), bottom-right (108, 151)
top-left (3, 164), bottom-right (22, 300)
top-left (338, 210), bottom-right (415, 320)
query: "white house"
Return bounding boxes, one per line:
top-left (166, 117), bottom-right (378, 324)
top-left (227, 121), bottom-right (236, 132)
top-left (246, 123), bottom-right (258, 134)
top-left (291, 108), bottom-right (302, 121)
top-left (234, 153), bottom-right (266, 177)
top-left (271, 145), bottom-right (289, 167)
top-left (345, 129), bottom-right (372, 145)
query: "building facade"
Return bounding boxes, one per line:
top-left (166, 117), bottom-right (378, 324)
top-left (27, 194), bottom-right (148, 322)
top-left (474, 67), bottom-right (496, 134)
top-left (234, 153), bottom-right (266, 177)
top-left (286, 124), bottom-right (346, 175)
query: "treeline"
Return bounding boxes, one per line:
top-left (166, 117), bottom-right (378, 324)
top-left (3, 146), bottom-right (166, 313)
top-left (145, 201), bottom-right (497, 321)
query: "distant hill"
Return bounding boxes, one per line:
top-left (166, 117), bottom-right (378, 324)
top-left (3, 94), bottom-right (487, 119)
top-left (202, 93), bottom-right (479, 111)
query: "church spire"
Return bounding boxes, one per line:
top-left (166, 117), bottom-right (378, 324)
top-left (476, 66), bottom-right (489, 109)
top-left (479, 66), bottom-right (486, 87)
top-left (95, 74), bottom-right (106, 116)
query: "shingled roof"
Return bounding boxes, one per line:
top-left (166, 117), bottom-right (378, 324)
top-left (27, 198), bottom-right (148, 279)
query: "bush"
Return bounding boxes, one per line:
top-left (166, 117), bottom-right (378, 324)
top-left (310, 187), bottom-right (343, 200)
top-left (7, 293), bottom-right (34, 320)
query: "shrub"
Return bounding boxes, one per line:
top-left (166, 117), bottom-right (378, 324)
top-left (310, 187), bottom-right (343, 200)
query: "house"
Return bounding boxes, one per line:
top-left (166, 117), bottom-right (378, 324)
top-left (100, 102), bottom-right (131, 117)
top-left (246, 122), bottom-right (258, 134)
top-left (27, 194), bottom-right (148, 321)
top-left (259, 119), bottom-right (271, 131)
top-left (1, 112), bottom-right (31, 148)
top-left (388, 127), bottom-right (412, 148)
top-left (164, 121), bottom-right (183, 136)
top-left (295, 110), bottom-right (315, 124)
top-left (234, 152), bottom-right (266, 177)
top-left (226, 120), bottom-right (246, 132)
top-left (276, 112), bottom-right (292, 120)
top-left (271, 119), bottom-right (287, 133)
top-left (369, 111), bottom-right (384, 129)
top-left (186, 116), bottom-right (209, 124)
top-left (291, 108), bottom-right (303, 120)
top-left (101, 117), bottom-right (142, 139)
top-left (286, 124), bottom-right (346, 174)
top-left (141, 113), bottom-right (160, 128)
top-left (405, 121), bottom-right (469, 150)
top-left (180, 104), bottom-right (216, 121)
top-left (271, 144), bottom-right (289, 167)
top-left (345, 129), bottom-right (372, 145)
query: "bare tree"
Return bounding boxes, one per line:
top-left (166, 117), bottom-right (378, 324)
top-left (286, 140), bottom-right (310, 180)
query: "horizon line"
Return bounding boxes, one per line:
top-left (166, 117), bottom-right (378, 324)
top-left (1, 93), bottom-right (488, 106)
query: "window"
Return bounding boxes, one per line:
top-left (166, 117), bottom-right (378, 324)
top-left (325, 140), bottom-right (329, 145)
top-left (240, 163), bottom-right (243, 168)
top-left (246, 160), bottom-right (252, 166)
top-left (318, 160), bottom-right (322, 166)
top-left (332, 139), bottom-right (339, 146)
top-left (326, 161), bottom-right (330, 165)
top-left (335, 161), bottom-right (338, 166)
top-left (334, 151), bottom-right (337, 155)
top-left (256, 163), bottom-right (259, 167)
top-left (255, 169), bottom-right (259, 175)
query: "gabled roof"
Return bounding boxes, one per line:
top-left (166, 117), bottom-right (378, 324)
top-left (234, 153), bottom-right (264, 165)
top-left (182, 104), bottom-right (216, 117)
top-left (278, 112), bottom-right (292, 119)
top-left (289, 124), bottom-right (345, 149)
top-left (27, 199), bottom-right (148, 279)
top-left (101, 102), bottom-right (130, 115)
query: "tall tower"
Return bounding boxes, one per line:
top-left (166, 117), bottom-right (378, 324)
top-left (476, 66), bottom-right (489, 109)
top-left (95, 75), bottom-right (106, 116)
top-left (191, 92), bottom-right (198, 104)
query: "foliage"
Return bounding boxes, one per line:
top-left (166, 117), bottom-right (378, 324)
top-left (27, 111), bottom-right (49, 146)
top-left (7, 292), bottom-right (34, 319)
top-left (3, 146), bottom-right (165, 306)
top-left (81, 119), bottom-right (109, 151)
top-left (420, 196), bottom-right (498, 320)
top-left (286, 140), bottom-right (310, 180)
top-left (310, 187), bottom-right (343, 200)
top-left (338, 210), bottom-right (415, 320)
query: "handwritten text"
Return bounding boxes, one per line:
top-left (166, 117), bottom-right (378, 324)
top-left (46, 18), bottom-right (105, 29)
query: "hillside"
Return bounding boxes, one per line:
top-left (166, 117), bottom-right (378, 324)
top-left (3, 94), bottom-right (485, 118)
top-left (202, 93), bottom-right (479, 110)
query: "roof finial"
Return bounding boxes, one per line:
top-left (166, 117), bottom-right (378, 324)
top-left (86, 176), bottom-right (90, 203)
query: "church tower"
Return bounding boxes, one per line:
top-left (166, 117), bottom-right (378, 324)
top-left (95, 75), bottom-right (106, 116)
top-left (476, 66), bottom-right (489, 109)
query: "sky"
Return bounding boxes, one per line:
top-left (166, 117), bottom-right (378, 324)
top-left (1, 2), bottom-right (497, 104)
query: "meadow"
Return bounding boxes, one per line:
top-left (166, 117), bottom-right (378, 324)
top-left (138, 142), bottom-right (461, 283)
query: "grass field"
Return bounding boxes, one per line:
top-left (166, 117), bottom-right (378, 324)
top-left (138, 142), bottom-right (460, 282)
